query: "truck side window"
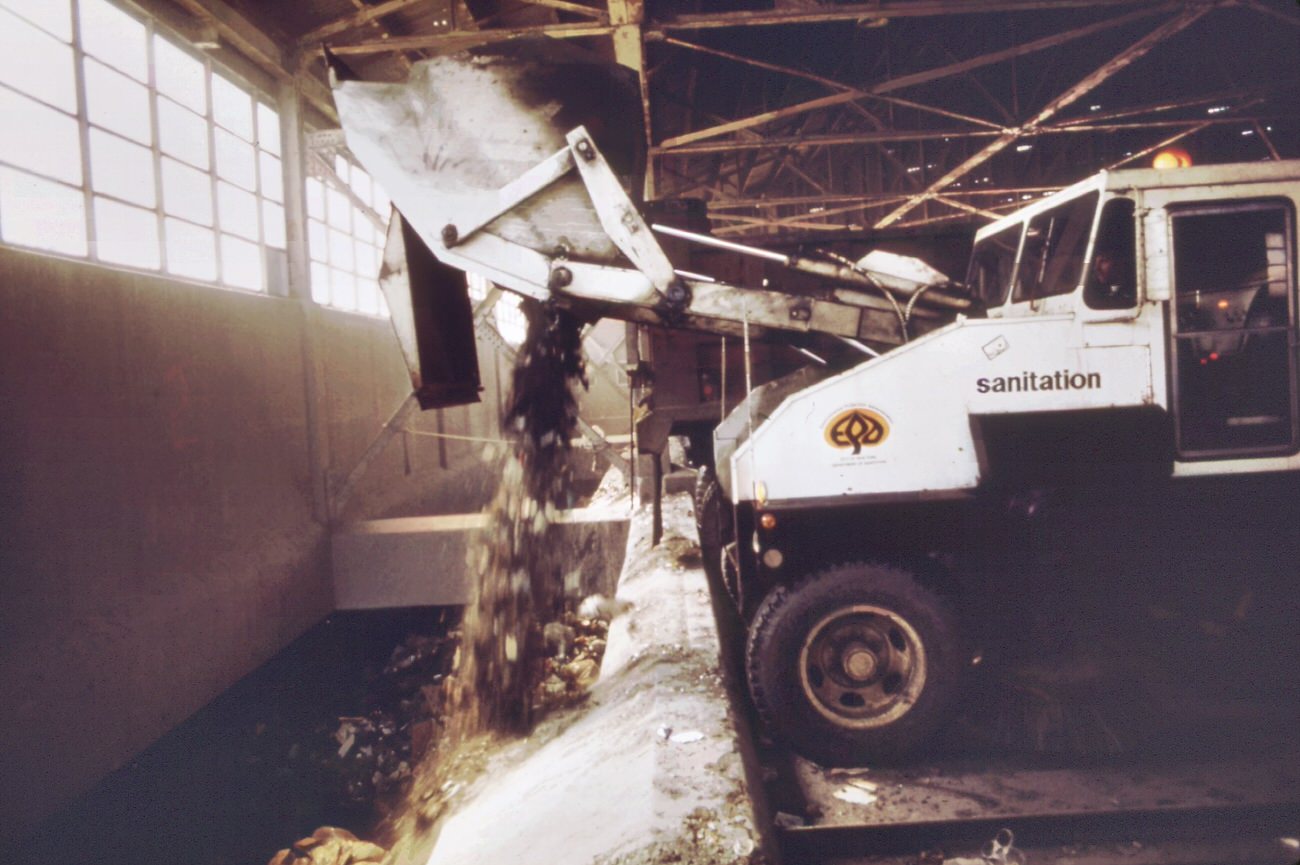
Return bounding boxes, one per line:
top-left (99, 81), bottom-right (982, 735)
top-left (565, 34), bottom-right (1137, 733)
top-left (1085, 198), bottom-right (1137, 310)
top-left (966, 223), bottom-right (1020, 308)
top-left (1013, 191), bottom-right (1098, 303)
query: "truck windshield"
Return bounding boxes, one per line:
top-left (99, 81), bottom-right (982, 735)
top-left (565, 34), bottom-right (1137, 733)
top-left (967, 223), bottom-right (1021, 307)
top-left (1014, 191), bottom-right (1099, 302)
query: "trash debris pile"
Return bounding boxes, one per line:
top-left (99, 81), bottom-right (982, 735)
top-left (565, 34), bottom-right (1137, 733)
top-left (533, 607), bottom-right (611, 711)
top-left (451, 300), bottom-right (589, 735)
top-left (319, 630), bottom-right (461, 810)
top-left (267, 826), bottom-right (387, 865)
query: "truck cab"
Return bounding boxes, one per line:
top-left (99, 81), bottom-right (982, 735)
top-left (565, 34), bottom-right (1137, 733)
top-left (718, 160), bottom-right (1300, 765)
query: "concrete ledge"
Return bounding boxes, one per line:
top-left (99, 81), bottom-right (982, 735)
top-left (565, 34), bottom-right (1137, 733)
top-left (331, 506), bottom-right (630, 609)
top-left (423, 493), bottom-right (771, 864)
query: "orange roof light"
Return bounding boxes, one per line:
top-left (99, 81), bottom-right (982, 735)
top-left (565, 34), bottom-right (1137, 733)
top-left (1152, 147), bottom-right (1193, 170)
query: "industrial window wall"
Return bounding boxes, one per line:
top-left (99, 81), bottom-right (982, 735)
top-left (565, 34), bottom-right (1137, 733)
top-left (305, 151), bottom-right (389, 317)
top-left (0, 0), bottom-right (389, 317)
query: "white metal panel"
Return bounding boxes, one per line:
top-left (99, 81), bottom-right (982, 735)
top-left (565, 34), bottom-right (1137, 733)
top-left (732, 314), bottom-right (1161, 503)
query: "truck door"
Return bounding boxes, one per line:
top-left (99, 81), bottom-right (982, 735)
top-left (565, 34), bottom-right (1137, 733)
top-left (1168, 200), bottom-right (1297, 458)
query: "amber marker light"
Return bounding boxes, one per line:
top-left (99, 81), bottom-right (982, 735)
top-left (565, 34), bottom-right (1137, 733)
top-left (759, 512), bottom-right (778, 530)
top-left (1152, 147), bottom-right (1193, 169)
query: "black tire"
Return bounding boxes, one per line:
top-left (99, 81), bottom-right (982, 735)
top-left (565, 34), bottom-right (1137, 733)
top-left (746, 562), bottom-right (961, 766)
top-left (693, 466), bottom-right (729, 588)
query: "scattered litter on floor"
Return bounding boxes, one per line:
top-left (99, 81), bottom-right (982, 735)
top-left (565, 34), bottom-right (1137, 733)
top-left (669, 729), bottom-right (706, 744)
top-left (832, 784), bottom-right (878, 806)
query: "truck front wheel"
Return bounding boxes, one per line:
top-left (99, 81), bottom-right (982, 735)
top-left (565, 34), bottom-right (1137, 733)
top-left (746, 562), bottom-right (961, 765)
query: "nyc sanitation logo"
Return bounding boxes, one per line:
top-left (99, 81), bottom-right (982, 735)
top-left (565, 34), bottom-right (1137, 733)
top-left (824, 406), bottom-right (890, 454)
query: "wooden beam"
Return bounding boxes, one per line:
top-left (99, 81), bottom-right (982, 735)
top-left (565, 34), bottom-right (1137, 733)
top-left (646, 0), bottom-right (1157, 33)
top-left (874, 4), bottom-right (1215, 229)
top-left (325, 21), bottom-right (614, 54)
top-left (297, 0), bottom-right (430, 46)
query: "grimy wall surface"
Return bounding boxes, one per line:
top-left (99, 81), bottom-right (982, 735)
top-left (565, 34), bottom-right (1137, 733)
top-left (0, 245), bottom-right (632, 838)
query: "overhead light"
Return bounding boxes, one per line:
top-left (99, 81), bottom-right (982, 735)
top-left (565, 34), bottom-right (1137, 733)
top-left (1015, 144), bottom-right (1033, 152)
top-left (1241, 129), bottom-right (1254, 136)
top-left (1090, 104), bottom-right (1101, 112)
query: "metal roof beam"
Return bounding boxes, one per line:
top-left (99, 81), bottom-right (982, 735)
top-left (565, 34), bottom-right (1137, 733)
top-left (165, 0), bottom-right (337, 121)
top-left (646, 0), bottom-right (1160, 33)
top-left (297, 0), bottom-right (430, 47)
top-left (874, 3), bottom-right (1215, 228)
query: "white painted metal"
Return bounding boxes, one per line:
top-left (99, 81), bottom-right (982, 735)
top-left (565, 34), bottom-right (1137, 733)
top-left (730, 159), bottom-right (1300, 503)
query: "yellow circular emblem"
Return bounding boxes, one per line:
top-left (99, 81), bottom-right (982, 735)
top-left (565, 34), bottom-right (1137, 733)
top-left (824, 408), bottom-right (890, 454)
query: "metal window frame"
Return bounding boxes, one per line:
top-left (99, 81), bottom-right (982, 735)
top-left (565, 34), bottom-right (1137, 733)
top-left (1167, 197), bottom-right (1299, 461)
top-left (0, 0), bottom-right (290, 295)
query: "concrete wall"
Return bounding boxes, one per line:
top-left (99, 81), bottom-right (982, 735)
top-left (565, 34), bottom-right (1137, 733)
top-left (0, 246), bottom-right (572, 838)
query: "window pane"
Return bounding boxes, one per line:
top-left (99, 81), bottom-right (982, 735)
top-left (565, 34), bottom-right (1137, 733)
top-left (94, 196), bottom-right (159, 268)
top-left (351, 168), bottom-right (371, 206)
top-left (261, 200), bottom-right (284, 249)
top-left (79, 0), bottom-right (146, 82)
top-left (220, 233), bottom-right (262, 290)
top-left (326, 185), bottom-right (350, 230)
top-left (0, 10), bottom-right (77, 111)
top-left (157, 98), bottom-right (208, 169)
top-left (211, 72), bottom-right (252, 140)
top-left (331, 267), bottom-right (356, 310)
top-left (0, 0), bottom-right (72, 41)
top-left (372, 187), bottom-right (389, 215)
top-left (0, 166), bottom-right (85, 255)
top-left (307, 217), bottom-right (326, 263)
top-left (164, 217), bottom-right (216, 281)
top-left (84, 58), bottom-right (151, 144)
top-left (305, 177), bottom-right (324, 220)
top-left (357, 277), bottom-right (379, 316)
top-left (161, 156), bottom-right (212, 225)
top-left (257, 102), bottom-right (280, 155)
top-left (333, 154), bottom-right (349, 183)
top-left (328, 227), bottom-right (353, 270)
top-left (89, 128), bottom-right (155, 207)
top-left (154, 35), bottom-right (206, 113)
top-left (1014, 192), bottom-right (1097, 302)
top-left (258, 151), bottom-right (282, 202)
top-left (310, 260), bottom-right (329, 304)
top-left (354, 239), bottom-right (373, 277)
top-left (217, 180), bottom-right (257, 240)
top-left (0, 87), bottom-right (82, 184)
top-left (214, 127), bottom-right (255, 190)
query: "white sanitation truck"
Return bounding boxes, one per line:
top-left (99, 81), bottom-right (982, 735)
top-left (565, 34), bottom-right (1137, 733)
top-left (330, 51), bottom-right (1300, 764)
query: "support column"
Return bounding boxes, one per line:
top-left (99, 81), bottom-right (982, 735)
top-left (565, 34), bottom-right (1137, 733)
top-left (280, 75), bottom-right (333, 523)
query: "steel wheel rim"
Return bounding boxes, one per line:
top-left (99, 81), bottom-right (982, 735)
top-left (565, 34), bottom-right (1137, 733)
top-left (798, 604), bottom-right (927, 729)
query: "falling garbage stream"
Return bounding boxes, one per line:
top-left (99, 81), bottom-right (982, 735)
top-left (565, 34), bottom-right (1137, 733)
top-left (268, 300), bottom-right (609, 864)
